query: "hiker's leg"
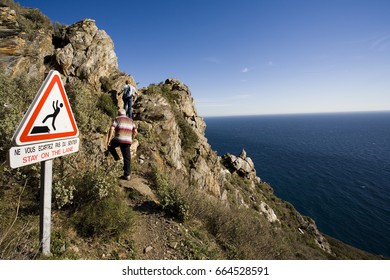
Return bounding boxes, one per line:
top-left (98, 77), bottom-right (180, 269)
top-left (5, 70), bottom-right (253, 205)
top-left (128, 98), bottom-right (133, 118)
top-left (108, 139), bottom-right (120, 161)
top-left (120, 143), bottom-right (131, 176)
top-left (124, 99), bottom-right (128, 114)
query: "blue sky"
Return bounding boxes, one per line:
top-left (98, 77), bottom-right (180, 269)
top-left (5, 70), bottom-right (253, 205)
top-left (18, 0), bottom-right (390, 116)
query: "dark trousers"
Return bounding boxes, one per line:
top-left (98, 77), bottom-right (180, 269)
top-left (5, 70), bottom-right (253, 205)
top-left (108, 139), bottom-right (131, 176)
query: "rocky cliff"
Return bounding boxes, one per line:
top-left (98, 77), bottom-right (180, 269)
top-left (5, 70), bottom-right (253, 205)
top-left (0, 2), bottom-right (381, 260)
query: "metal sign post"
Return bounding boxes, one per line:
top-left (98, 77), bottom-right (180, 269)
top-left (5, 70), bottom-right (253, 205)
top-left (39, 160), bottom-right (53, 255)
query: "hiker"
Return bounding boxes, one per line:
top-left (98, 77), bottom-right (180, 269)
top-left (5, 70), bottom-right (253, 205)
top-left (122, 80), bottom-right (137, 118)
top-left (106, 108), bottom-right (138, 180)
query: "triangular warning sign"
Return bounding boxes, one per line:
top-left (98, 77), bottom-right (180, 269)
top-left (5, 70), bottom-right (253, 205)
top-left (13, 70), bottom-right (79, 146)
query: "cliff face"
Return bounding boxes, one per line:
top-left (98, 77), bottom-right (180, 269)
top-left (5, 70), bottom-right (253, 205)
top-left (1, 3), bottom-right (381, 260)
top-left (134, 78), bottom-right (224, 197)
top-left (0, 6), bottom-right (52, 77)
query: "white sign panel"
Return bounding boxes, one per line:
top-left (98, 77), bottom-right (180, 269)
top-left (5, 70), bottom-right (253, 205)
top-left (9, 138), bottom-right (80, 168)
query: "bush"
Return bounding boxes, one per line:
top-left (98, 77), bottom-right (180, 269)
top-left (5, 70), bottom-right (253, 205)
top-left (98, 93), bottom-right (117, 119)
top-left (22, 8), bottom-right (51, 30)
top-left (186, 188), bottom-right (277, 259)
top-left (71, 169), bottom-right (116, 207)
top-left (0, 72), bottom-right (40, 161)
top-left (176, 115), bottom-right (199, 153)
top-left (73, 192), bottom-right (134, 238)
top-left (65, 80), bottom-right (111, 134)
top-left (53, 180), bottom-right (76, 209)
top-left (62, 168), bottom-right (135, 238)
top-left (0, 181), bottom-right (39, 259)
top-left (151, 167), bottom-right (189, 222)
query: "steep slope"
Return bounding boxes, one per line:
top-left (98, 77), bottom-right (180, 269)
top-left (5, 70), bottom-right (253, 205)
top-left (0, 2), bottom-right (383, 260)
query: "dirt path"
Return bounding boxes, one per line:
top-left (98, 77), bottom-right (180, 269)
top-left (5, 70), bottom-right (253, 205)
top-left (120, 174), bottom-right (188, 260)
top-left (119, 175), bottom-right (159, 203)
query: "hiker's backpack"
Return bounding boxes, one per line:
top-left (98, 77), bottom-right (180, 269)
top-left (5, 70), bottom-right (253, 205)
top-left (123, 85), bottom-right (131, 100)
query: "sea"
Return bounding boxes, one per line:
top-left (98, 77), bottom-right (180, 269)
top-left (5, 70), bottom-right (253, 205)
top-left (204, 111), bottom-right (390, 258)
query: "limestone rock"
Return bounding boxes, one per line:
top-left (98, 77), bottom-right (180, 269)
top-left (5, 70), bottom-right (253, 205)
top-left (55, 43), bottom-right (73, 75)
top-left (53, 19), bottom-right (118, 89)
top-left (164, 78), bottom-right (206, 134)
top-left (189, 148), bottom-right (222, 197)
top-left (221, 149), bottom-right (257, 179)
top-left (130, 139), bottom-right (139, 158)
top-left (134, 91), bottom-right (184, 170)
top-left (296, 212), bottom-right (332, 254)
top-left (144, 246), bottom-right (153, 253)
top-left (0, 6), bottom-right (53, 77)
top-left (259, 201), bottom-right (279, 223)
top-left (0, 7), bottom-right (23, 71)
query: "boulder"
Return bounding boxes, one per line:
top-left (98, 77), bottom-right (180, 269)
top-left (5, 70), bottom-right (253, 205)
top-left (221, 149), bottom-right (256, 179)
top-left (53, 19), bottom-right (118, 89)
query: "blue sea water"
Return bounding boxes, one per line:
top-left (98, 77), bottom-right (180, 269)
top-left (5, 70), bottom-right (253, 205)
top-left (204, 112), bottom-right (390, 257)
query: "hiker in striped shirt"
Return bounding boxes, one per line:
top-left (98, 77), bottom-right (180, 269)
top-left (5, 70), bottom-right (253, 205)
top-left (106, 109), bottom-right (137, 180)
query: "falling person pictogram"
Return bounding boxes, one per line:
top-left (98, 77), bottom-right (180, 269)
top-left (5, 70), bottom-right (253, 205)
top-left (31, 100), bottom-right (63, 134)
top-left (42, 100), bottom-right (63, 131)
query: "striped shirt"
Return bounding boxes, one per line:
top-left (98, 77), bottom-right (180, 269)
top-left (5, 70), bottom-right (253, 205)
top-left (111, 116), bottom-right (136, 144)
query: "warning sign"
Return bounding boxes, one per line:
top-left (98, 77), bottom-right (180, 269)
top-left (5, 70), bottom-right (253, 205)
top-left (12, 70), bottom-right (79, 146)
top-left (9, 138), bottom-right (80, 168)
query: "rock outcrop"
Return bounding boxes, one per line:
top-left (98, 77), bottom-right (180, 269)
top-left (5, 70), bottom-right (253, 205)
top-left (0, 6), bottom-right (135, 94)
top-left (53, 19), bottom-right (119, 89)
top-left (221, 149), bottom-right (258, 181)
top-left (0, 6), bottom-right (53, 77)
top-left (133, 78), bottom-right (224, 197)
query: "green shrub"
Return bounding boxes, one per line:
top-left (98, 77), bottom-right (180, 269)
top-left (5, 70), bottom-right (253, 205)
top-left (186, 188), bottom-right (276, 259)
top-left (99, 76), bottom-right (114, 92)
top-left (176, 115), bottom-right (198, 153)
top-left (98, 93), bottom-right (117, 119)
top-left (152, 167), bottom-right (189, 222)
top-left (73, 193), bottom-right (134, 238)
top-left (144, 83), bottom-right (159, 95)
top-left (0, 181), bottom-right (39, 259)
top-left (72, 170), bottom-right (117, 207)
top-left (65, 80), bottom-right (111, 134)
top-left (0, 72), bottom-right (40, 161)
top-left (22, 8), bottom-right (51, 30)
top-left (53, 180), bottom-right (76, 209)
top-left (65, 168), bottom-right (135, 238)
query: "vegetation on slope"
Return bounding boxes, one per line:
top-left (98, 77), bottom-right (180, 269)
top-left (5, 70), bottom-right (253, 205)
top-left (0, 71), bottom-right (135, 259)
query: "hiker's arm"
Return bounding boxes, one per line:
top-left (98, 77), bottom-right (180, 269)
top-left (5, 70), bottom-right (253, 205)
top-left (106, 127), bottom-right (115, 147)
top-left (133, 127), bottom-right (138, 138)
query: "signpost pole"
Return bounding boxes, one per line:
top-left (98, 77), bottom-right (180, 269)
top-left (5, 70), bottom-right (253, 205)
top-left (39, 159), bottom-right (53, 256)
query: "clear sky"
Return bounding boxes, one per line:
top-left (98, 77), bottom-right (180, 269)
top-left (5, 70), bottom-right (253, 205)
top-left (17, 0), bottom-right (390, 117)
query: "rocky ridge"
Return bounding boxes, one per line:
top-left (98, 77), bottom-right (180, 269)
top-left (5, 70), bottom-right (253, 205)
top-left (0, 2), bottom-right (381, 259)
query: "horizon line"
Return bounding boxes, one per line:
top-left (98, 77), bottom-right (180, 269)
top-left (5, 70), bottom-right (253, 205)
top-left (201, 109), bottom-right (390, 118)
